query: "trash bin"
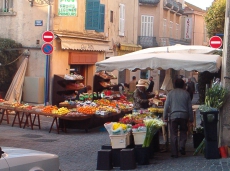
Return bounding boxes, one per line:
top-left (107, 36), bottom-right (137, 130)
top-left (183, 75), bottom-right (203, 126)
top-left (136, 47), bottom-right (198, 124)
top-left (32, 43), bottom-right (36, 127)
top-left (200, 111), bottom-right (220, 159)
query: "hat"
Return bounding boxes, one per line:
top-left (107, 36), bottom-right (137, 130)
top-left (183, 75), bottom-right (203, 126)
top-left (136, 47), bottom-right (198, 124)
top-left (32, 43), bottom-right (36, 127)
top-left (136, 79), bottom-right (148, 87)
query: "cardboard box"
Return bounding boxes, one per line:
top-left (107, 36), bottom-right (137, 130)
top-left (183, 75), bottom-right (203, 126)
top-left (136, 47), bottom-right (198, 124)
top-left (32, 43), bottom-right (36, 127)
top-left (110, 133), bottom-right (128, 149)
top-left (132, 132), bottom-right (146, 145)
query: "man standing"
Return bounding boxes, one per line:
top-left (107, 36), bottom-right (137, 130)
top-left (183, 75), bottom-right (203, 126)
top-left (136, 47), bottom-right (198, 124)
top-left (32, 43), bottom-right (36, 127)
top-left (163, 78), bottom-right (193, 158)
top-left (129, 76), bottom-right (137, 93)
top-left (146, 76), bottom-right (154, 93)
top-left (186, 78), bottom-right (195, 100)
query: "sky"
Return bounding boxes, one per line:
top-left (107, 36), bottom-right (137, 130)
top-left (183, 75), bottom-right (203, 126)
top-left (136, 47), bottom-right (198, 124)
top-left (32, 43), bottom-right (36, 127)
top-left (185, 0), bottom-right (214, 10)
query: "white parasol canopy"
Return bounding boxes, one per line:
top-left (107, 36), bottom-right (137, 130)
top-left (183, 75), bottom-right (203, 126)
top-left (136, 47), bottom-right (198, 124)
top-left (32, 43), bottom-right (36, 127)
top-left (96, 45), bottom-right (221, 73)
top-left (123, 45), bottom-right (220, 55)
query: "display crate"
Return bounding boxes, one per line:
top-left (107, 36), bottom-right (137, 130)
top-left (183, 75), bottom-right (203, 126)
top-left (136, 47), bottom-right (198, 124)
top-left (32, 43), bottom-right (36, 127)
top-left (110, 133), bottom-right (129, 149)
top-left (132, 131), bottom-right (146, 145)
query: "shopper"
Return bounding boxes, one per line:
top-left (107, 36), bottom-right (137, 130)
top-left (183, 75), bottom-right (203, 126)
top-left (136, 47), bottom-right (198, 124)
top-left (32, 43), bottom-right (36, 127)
top-left (133, 79), bottom-right (155, 110)
top-left (146, 76), bottom-right (154, 93)
top-left (186, 78), bottom-right (195, 100)
top-left (163, 78), bottom-right (193, 158)
top-left (129, 76), bottom-right (137, 93)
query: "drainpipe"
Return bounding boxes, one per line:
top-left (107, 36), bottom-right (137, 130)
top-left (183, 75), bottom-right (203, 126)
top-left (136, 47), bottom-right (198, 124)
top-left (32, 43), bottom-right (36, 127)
top-left (44, 3), bottom-right (51, 105)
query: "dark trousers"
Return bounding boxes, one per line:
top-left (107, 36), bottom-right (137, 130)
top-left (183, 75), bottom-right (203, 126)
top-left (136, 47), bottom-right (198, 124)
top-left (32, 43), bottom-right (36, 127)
top-left (170, 118), bottom-right (188, 156)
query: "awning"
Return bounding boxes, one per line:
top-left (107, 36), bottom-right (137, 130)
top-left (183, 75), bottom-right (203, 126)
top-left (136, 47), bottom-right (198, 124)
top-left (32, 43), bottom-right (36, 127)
top-left (119, 43), bottom-right (142, 51)
top-left (60, 37), bottom-right (110, 52)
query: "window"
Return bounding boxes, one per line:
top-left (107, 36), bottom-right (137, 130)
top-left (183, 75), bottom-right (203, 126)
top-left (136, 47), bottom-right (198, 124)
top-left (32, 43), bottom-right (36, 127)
top-left (163, 19), bottom-right (167, 37)
top-left (119, 4), bottom-right (125, 36)
top-left (169, 21), bottom-right (173, 38)
top-left (141, 15), bottom-right (154, 37)
top-left (176, 23), bottom-right (179, 39)
top-left (0, 0), bottom-right (13, 12)
top-left (85, 0), bottom-right (105, 32)
top-left (110, 11), bottom-right (113, 23)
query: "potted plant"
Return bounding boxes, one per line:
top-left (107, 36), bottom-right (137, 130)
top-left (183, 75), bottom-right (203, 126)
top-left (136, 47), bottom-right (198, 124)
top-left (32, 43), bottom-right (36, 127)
top-left (198, 84), bottom-right (228, 159)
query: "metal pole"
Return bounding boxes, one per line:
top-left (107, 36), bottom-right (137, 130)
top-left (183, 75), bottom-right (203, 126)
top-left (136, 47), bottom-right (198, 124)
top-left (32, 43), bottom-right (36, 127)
top-left (44, 4), bottom-right (51, 105)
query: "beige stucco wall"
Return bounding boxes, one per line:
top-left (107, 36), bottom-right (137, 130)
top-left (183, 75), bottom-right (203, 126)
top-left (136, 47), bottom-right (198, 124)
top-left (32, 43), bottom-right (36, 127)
top-left (0, 0), bottom-right (50, 77)
top-left (182, 11), bottom-right (208, 45)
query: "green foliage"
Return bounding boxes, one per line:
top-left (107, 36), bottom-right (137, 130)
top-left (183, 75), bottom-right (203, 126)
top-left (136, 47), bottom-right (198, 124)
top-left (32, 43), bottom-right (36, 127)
top-left (205, 84), bottom-right (227, 109)
top-left (198, 71), bottom-right (214, 103)
top-left (205, 0), bottom-right (226, 38)
top-left (0, 38), bottom-right (22, 92)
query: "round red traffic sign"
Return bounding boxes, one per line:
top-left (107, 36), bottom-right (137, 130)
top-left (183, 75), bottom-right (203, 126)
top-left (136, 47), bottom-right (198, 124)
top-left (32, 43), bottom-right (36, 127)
top-left (209, 36), bottom-right (222, 49)
top-left (42, 31), bottom-right (54, 43)
top-left (41, 43), bottom-right (53, 55)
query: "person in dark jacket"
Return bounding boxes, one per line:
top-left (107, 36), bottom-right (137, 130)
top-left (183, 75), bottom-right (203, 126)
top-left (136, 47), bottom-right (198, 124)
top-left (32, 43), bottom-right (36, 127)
top-left (163, 78), bottom-right (193, 158)
top-left (146, 76), bottom-right (154, 93)
top-left (186, 78), bottom-right (195, 100)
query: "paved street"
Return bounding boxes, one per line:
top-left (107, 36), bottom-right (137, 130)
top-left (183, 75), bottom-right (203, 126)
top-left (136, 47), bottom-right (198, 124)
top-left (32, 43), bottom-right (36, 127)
top-left (1, 94), bottom-right (230, 171)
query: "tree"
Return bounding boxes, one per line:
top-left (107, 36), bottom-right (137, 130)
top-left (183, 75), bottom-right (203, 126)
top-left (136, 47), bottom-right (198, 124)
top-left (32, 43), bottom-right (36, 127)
top-left (205, 0), bottom-right (226, 38)
top-left (0, 38), bottom-right (22, 93)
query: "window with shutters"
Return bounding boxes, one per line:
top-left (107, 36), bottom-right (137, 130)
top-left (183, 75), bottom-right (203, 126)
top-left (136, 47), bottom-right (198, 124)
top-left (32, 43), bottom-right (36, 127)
top-left (0, 0), bottom-right (13, 12)
top-left (141, 15), bottom-right (154, 37)
top-left (176, 23), bottom-right (179, 39)
top-left (163, 19), bottom-right (167, 37)
top-left (169, 21), bottom-right (173, 38)
top-left (119, 4), bottom-right (125, 36)
top-left (85, 0), bottom-right (105, 32)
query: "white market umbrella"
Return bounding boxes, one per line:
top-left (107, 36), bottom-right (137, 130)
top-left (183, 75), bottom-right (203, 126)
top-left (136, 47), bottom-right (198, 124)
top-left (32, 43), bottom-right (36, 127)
top-left (96, 53), bottom-right (221, 73)
top-left (123, 45), bottom-right (220, 56)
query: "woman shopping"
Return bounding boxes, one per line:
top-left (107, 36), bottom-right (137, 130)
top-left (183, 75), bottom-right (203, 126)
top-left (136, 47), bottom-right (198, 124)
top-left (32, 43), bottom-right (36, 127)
top-left (133, 79), bottom-right (155, 110)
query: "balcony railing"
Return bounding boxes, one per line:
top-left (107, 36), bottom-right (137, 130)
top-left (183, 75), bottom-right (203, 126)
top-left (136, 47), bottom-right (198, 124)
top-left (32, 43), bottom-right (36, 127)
top-left (138, 36), bottom-right (158, 48)
top-left (164, 0), bottom-right (173, 8)
top-left (172, 1), bottom-right (179, 11)
top-left (177, 2), bottom-right (184, 14)
top-left (139, 0), bottom-right (160, 5)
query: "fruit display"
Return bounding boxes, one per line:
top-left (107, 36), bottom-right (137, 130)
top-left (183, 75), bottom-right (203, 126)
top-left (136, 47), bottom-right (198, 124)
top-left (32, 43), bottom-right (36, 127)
top-left (41, 105), bottom-right (58, 113)
top-left (77, 106), bottom-right (97, 115)
top-left (65, 112), bottom-right (88, 117)
top-left (64, 74), bottom-right (84, 80)
top-left (52, 107), bottom-right (70, 116)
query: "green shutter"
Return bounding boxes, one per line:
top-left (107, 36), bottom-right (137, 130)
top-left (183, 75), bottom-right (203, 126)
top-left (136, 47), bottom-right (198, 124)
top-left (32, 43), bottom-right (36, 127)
top-left (97, 4), bottom-right (105, 32)
top-left (85, 0), bottom-right (100, 30)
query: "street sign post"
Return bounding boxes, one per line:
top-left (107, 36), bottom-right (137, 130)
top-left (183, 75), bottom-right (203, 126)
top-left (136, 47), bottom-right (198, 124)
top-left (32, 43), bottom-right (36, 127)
top-left (209, 36), bottom-right (222, 49)
top-left (42, 31), bottom-right (54, 43)
top-left (41, 43), bottom-right (53, 55)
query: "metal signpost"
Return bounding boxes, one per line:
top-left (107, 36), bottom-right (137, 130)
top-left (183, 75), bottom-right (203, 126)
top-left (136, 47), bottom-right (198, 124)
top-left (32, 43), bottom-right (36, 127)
top-left (42, 30), bottom-right (54, 105)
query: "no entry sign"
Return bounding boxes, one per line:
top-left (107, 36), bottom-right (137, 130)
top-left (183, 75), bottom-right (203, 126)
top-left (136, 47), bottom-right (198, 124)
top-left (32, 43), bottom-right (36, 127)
top-left (42, 31), bottom-right (54, 43)
top-left (41, 43), bottom-right (53, 55)
top-left (209, 36), bottom-right (222, 49)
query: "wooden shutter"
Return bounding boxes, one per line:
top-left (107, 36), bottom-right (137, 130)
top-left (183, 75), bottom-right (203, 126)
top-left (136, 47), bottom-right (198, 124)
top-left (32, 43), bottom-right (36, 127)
top-left (85, 0), bottom-right (100, 30)
top-left (97, 4), bottom-right (105, 32)
top-left (119, 4), bottom-right (125, 36)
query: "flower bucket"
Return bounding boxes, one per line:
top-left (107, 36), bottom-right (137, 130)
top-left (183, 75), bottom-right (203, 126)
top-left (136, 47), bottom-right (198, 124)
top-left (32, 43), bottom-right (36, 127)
top-left (134, 145), bottom-right (150, 165)
top-left (219, 146), bottom-right (228, 158)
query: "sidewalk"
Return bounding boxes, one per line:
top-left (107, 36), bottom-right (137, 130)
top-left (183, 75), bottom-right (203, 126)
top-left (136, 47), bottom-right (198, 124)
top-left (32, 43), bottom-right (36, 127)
top-left (0, 94), bottom-right (230, 171)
